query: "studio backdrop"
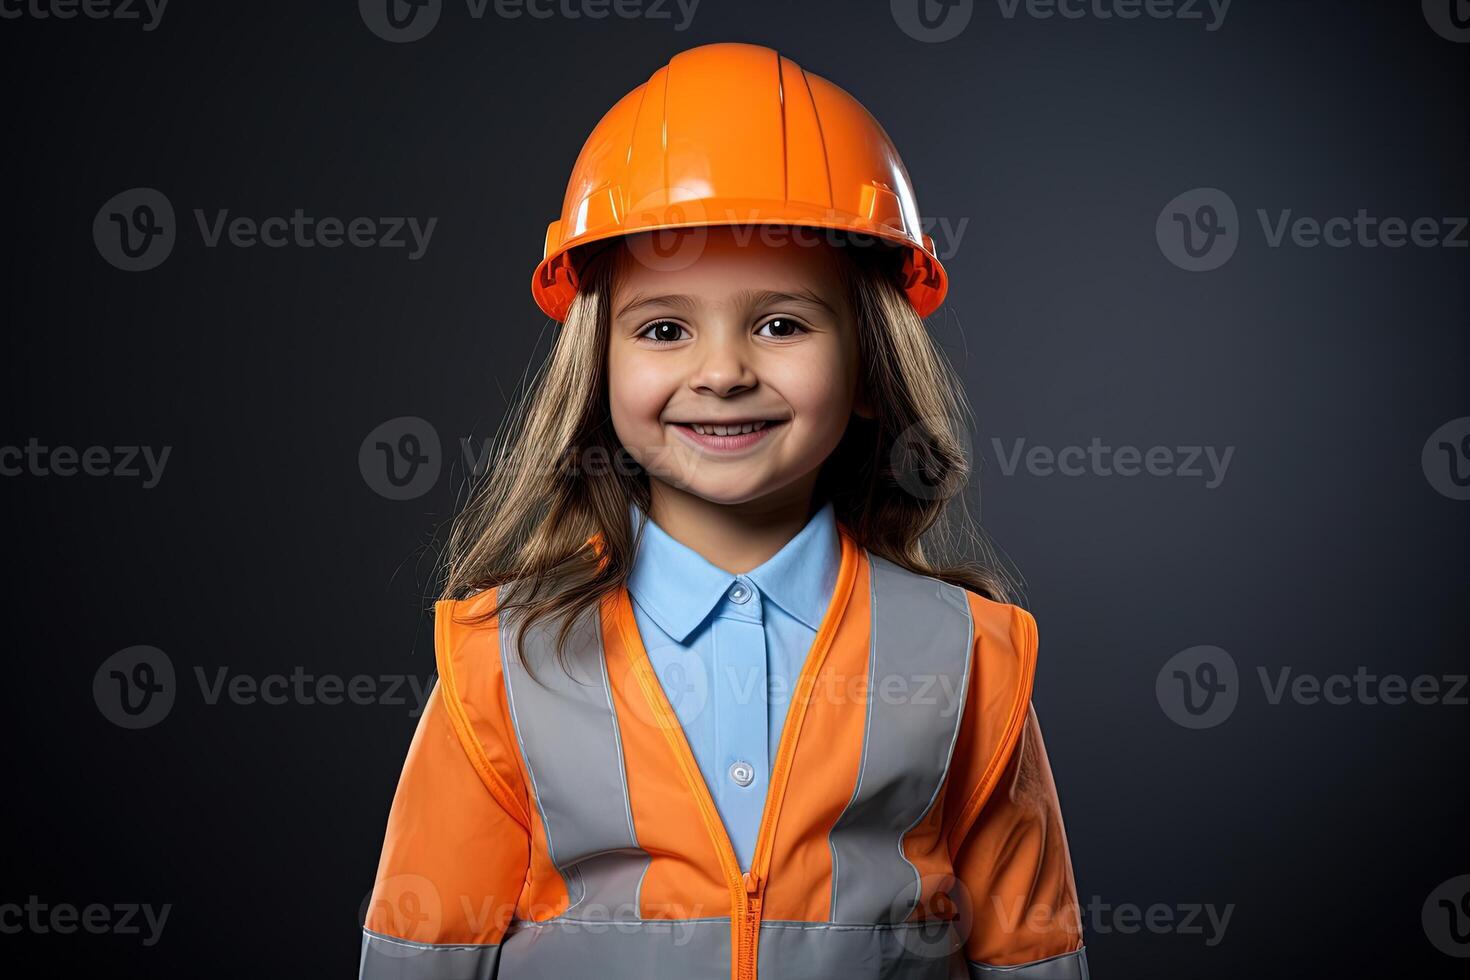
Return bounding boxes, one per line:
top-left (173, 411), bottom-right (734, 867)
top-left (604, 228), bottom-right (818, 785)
top-left (0, 1), bottom-right (1465, 977)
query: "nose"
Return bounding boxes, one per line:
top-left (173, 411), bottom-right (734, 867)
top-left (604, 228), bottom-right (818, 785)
top-left (687, 333), bottom-right (757, 398)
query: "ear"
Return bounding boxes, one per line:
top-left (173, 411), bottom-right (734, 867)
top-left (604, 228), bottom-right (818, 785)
top-left (852, 381), bottom-right (877, 420)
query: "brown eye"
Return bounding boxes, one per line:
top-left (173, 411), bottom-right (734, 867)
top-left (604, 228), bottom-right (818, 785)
top-left (639, 320), bottom-right (688, 342)
top-left (757, 316), bottom-right (806, 338)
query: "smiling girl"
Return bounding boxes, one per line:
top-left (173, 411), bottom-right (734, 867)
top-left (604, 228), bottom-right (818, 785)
top-left (362, 42), bottom-right (1087, 980)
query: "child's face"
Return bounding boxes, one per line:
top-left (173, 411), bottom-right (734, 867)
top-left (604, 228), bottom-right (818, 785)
top-left (607, 225), bottom-right (862, 508)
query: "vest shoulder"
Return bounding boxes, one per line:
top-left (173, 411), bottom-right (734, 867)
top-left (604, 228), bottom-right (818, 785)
top-left (862, 554), bottom-right (1039, 666)
top-left (433, 588), bottom-right (508, 684)
top-left (960, 588), bottom-right (1036, 639)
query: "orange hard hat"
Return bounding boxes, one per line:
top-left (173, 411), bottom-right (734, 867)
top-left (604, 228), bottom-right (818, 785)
top-left (531, 42), bottom-right (948, 322)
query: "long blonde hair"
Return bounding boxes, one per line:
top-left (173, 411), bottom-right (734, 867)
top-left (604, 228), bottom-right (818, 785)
top-left (442, 233), bottom-right (1014, 676)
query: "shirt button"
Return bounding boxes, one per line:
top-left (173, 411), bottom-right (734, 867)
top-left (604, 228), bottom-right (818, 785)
top-left (727, 582), bottom-right (751, 604)
top-left (728, 761), bottom-right (755, 787)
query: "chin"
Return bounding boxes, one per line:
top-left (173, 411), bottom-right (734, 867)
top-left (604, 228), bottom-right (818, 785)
top-left (677, 482), bottom-right (769, 506)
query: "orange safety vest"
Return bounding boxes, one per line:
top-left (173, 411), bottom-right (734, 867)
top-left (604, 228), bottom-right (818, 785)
top-left (362, 525), bottom-right (1088, 979)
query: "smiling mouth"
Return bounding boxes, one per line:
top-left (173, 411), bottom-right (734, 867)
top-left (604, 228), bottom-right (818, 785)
top-left (667, 418), bottom-right (787, 451)
top-left (673, 420), bottom-right (777, 436)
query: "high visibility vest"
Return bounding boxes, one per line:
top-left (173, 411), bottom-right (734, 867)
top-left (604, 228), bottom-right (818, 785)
top-left (362, 526), bottom-right (1089, 979)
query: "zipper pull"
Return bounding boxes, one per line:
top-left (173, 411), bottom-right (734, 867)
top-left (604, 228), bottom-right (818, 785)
top-left (743, 870), bottom-right (761, 897)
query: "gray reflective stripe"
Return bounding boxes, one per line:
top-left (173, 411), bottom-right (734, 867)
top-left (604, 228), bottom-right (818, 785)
top-left (499, 917), bottom-right (731, 978)
top-left (968, 948), bottom-right (1091, 980)
top-left (360, 929), bottom-right (501, 980)
top-left (829, 553), bottom-right (974, 924)
top-left (759, 918), bottom-right (964, 979)
top-left (491, 917), bottom-right (966, 979)
top-left (499, 587), bottom-right (649, 918)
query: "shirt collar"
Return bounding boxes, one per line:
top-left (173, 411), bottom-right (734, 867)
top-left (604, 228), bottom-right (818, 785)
top-left (627, 500), bottom-right (841, 643)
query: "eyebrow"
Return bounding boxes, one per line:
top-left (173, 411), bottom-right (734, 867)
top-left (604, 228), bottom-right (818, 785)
top-left (613, 287), bottom-right (839, 321)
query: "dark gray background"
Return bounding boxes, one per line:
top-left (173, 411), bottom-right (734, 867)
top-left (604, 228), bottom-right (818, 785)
top-left (1, 0), bottom-right (1465, 976)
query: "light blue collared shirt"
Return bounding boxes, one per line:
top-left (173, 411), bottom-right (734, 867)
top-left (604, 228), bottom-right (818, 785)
top-left (626, 501), bottom-right (841, 873)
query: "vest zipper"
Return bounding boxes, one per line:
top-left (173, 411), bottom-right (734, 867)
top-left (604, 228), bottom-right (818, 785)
top-left (738, 869), bottom-right (763, 980)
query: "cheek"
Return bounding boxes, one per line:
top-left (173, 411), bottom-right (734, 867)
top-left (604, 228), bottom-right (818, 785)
top-left (769, 346), bottom-right (856, 438)
top-left (608, 352), bottom-right (674, 445)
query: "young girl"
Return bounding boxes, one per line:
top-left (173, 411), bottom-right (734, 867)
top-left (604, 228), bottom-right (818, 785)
top-left (361, 42), bottom-right (1088, 980)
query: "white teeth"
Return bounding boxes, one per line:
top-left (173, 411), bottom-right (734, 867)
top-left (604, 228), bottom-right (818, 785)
top-left (687, 421), bottom-right (770, 436)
